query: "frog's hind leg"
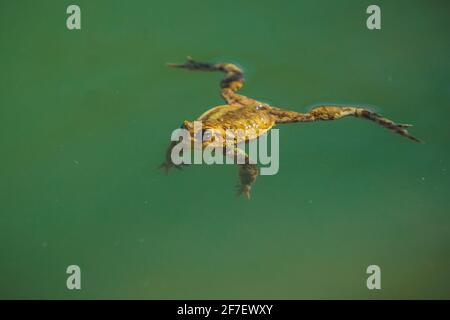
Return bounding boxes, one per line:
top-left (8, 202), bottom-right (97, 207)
top-left (167, 57), bottom-right (259, 106)
top-left (270, 106), bottom-right (421, 142)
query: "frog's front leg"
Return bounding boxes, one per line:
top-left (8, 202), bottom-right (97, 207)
top-left (225, 146), bottom-right (259, 199)
top-left (159, 140), bottom-right (187, 173)
top-left (237, 164), bottom-right (259, 199)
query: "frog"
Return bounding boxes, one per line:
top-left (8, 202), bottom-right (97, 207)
top-left (160, 57), bottom-right (420, 199)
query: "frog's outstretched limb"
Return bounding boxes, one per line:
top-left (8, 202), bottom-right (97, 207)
top-left (167, 57), bottom-right (259, 106)
top-left (159, 140), bottom-right (187, 173)
top-left (269, 105), bottom-right (421, 142)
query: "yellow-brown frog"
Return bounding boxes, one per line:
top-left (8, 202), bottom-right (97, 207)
top-left (161, 57), bottom-right (420, 198)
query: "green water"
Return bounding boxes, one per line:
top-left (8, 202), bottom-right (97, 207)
top-left (1, 0), bottom-right (449, 299)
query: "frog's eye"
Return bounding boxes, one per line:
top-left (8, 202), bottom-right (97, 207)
top-left (202, 129), bottom-right (212, 141)
top-left (193, 129), bottom-right (205, 141)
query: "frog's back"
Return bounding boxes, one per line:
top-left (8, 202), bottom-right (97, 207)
top-left (198, 104), bottom-right (275, 136)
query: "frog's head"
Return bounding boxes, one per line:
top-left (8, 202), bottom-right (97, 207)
top-left (181, 120), bottom-right (225, 148)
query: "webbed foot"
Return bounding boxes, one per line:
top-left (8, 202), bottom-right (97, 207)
top-left (236, 184), bottom-right (252, 199)
top-left (237, 164), bottom-right (259, 200)
top-left (166, 56), bottom-right (209, 70)
top-left (158, 161), bottom-right (183, 174)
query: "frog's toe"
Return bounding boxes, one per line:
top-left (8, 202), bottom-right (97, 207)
top-left (236, 185), bottom-right (252, 199)
top-left (158, 162), bottom-right (171, 174)
top-left (166, 56), bottom-right (197, 69)
top-left (158, 161), bottom-right (183, 174)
